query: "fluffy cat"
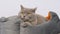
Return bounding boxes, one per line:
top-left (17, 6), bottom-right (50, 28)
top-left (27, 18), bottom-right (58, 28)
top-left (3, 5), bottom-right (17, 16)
top-left (18, 5), bottom-right (51, 26)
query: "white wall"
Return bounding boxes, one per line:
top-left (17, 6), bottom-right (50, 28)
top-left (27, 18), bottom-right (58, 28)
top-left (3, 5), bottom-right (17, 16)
top-left (0, 0), bottom-right (60, 18)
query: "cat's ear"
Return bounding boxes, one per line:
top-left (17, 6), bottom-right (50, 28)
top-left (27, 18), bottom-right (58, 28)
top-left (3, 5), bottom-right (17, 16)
top-left (20, 5), bottom-right (24, 9)
top-left (32, 7), bottom-right (37, 13)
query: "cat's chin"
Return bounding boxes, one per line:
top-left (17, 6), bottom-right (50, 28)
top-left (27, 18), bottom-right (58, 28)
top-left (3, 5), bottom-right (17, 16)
top-left (22, 24), bottom-right (28, 28)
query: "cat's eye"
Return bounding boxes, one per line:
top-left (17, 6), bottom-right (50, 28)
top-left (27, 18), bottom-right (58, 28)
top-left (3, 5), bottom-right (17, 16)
top-left (27, 13), bottom-right (30, 14)
top-left (28, 13), bottom-right (31, 14)
top-left (21, 12), bottom-right (23, 13)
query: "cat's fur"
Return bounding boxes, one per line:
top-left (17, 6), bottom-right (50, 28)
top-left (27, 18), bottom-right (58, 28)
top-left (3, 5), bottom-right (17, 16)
top-left (18, 5), bottom-right (50, 26)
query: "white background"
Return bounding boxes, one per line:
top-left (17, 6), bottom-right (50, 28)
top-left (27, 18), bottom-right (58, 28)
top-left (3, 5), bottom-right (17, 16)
top-left (0, 0), bottom-right (60, 18)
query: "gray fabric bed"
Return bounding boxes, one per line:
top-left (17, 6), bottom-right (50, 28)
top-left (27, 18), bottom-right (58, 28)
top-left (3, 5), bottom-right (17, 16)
top-left (0, 11), bottom-right (60, 34)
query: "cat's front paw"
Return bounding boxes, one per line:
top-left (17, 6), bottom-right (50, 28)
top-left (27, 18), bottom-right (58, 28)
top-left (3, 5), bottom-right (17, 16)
top-left (20, 22), bottom-right (28, 28)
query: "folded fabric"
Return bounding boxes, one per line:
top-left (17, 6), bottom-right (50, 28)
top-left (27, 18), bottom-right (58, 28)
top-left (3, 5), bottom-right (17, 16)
top-left (0, 17), bottom-right (7, 34)
top-left (0, 16), bottom-right (22, 34)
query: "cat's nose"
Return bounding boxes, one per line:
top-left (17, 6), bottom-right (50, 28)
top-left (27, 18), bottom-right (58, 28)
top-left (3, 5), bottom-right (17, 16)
top-left (21, 15), bottom-right (25, 18)
top-left (21, 16), bottom-right (25, 19)
top-left (23, 16), bottom-right (25, 17)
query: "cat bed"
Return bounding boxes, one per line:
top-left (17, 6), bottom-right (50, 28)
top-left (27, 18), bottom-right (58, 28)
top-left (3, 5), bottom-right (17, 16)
top-left (0, 11), bottom-right (60, 34)
top-left (20, 11), bottom-right (60, 34)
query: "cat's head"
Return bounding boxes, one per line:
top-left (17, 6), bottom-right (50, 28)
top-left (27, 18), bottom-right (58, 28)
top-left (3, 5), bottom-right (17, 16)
top-left (20, 5), bottom-right (37, 13)
top-left (19, 5), bottom-right (37, 21)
